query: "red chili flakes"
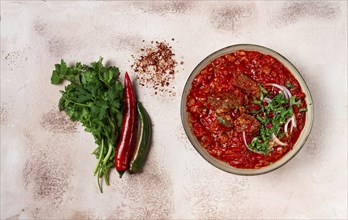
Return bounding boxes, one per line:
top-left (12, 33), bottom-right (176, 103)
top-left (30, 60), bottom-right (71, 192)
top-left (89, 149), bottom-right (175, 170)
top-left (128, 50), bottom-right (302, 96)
top-left (132, 41), bottom-right (178, 96)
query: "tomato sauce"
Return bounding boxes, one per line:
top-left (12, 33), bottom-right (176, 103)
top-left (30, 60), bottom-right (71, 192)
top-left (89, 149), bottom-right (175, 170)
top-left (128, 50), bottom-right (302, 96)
top-left (186, 50), bottom-right (307, 169)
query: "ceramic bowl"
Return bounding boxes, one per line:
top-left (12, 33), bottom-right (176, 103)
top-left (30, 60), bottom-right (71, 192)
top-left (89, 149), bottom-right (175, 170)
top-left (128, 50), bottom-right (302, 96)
top-left (181, 44), bottom-right (314, 175)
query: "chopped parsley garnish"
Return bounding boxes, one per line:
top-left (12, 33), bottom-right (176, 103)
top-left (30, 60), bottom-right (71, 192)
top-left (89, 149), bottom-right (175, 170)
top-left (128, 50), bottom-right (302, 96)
top-left (286, 82), bottom-right (294, 88)
top-left (247, 85), bottom-right (301, 154)
top-left (217, 116), bottom-right (232, 127)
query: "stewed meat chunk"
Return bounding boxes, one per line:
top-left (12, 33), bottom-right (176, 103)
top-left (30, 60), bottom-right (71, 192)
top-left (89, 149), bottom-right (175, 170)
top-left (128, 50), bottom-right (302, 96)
top-left (234, 113), bottom-right (261, 134)
top-left (232, 73), bottom-right (261, 97)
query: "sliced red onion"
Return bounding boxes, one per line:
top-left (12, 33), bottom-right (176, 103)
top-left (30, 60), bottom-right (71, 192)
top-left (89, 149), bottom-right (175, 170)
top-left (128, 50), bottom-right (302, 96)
top-left (264, 97), bottom-right (272, 103)
top-left (272, 133), bottom-right (287, 146)
top-left (290, 115), bottom-right (297, 133)
top-left (284, 116), bottom-right (292, 134)
top-left (283, 115), bottom-right (297, 134)
top-left (266, 83), bottom-right (292, 100)
top-left (291, 115), bottom-right (297, 127)
top-left (283, 86), bottom-right (292, 99)
top-left (242, 131), bottom-right (264, 154)
top-left (242, 131), bottom-right (250, 149)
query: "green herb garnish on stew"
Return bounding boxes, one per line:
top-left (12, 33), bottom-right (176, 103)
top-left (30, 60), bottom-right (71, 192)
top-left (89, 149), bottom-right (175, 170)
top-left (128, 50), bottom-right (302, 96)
top-left (247, 85), bottom-right (301, 154)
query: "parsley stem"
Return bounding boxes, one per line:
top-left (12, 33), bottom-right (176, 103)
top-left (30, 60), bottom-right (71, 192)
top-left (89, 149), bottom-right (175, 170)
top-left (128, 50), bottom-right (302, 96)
top-left (104, 169), bottom-right (110, 186)
top-left (91, 146), bottom-right (98, 154)
top-left (94, 139), bottom-right (104, 175)
top-left (98, 167), bottom-right (104, 178)
top-left (97, 169), bottom-right (103, 193)
top-left (103, 143), bottom-right (113, 164)
top-left (98, 77), bottom-right (111, 88)
top-left (67, 99), bottom-right (90, 107)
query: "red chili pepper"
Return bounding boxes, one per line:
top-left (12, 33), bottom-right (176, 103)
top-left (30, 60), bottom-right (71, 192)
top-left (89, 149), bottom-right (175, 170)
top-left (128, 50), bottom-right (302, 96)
top-left (115, 72), bottom-right (136, 178)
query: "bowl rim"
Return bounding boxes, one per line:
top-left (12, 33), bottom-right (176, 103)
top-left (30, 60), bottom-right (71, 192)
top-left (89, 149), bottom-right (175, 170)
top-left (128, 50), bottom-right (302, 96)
top-left (180, 44), bottom-right (314, 175)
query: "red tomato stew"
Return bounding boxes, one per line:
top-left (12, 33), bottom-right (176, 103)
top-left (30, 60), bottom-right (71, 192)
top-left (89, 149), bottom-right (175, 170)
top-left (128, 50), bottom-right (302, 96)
top-left (186, 50), bottom-right (307, 169)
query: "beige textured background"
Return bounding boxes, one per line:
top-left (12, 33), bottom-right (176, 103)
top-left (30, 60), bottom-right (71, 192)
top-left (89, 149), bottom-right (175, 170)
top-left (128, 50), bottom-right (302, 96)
top-left (1, 1), bottom-right (347, 219)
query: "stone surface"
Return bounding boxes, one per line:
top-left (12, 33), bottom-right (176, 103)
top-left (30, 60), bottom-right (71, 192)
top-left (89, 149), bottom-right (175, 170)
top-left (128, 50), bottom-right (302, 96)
top-left (1, 1), bottom-right (347, 219)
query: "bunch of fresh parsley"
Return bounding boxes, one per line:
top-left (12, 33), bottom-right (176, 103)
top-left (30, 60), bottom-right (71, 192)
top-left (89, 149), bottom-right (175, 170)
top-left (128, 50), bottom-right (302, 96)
top-left (51, 58), bottom-right (124, 192)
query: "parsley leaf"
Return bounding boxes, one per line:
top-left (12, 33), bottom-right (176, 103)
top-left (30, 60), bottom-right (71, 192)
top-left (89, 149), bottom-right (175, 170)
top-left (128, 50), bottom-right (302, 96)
top-left (286, 82), bottom-right (294, 88)
top-left (290, 96), bottom-right (301, 107)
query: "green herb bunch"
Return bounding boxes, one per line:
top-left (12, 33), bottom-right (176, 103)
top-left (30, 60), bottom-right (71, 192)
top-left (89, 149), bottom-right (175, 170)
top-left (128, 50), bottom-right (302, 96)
top-left (248, 85), bottom-right (302, 154)
top-left (51, 58), bottom-right (124, 192)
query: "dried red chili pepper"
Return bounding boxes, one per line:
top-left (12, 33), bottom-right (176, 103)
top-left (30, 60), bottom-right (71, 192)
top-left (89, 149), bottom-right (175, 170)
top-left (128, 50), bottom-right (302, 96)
top-left (115, 72), bottom-right (136, 177)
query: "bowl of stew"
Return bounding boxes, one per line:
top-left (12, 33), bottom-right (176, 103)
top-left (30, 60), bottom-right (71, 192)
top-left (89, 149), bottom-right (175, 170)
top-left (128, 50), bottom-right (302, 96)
top-left (181, 44), bottom-right (313, 175)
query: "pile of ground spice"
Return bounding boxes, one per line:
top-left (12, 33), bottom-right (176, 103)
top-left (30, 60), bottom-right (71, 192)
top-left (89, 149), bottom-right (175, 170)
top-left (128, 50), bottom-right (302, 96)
top-left (132, 40), bottom-right (182, 96)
